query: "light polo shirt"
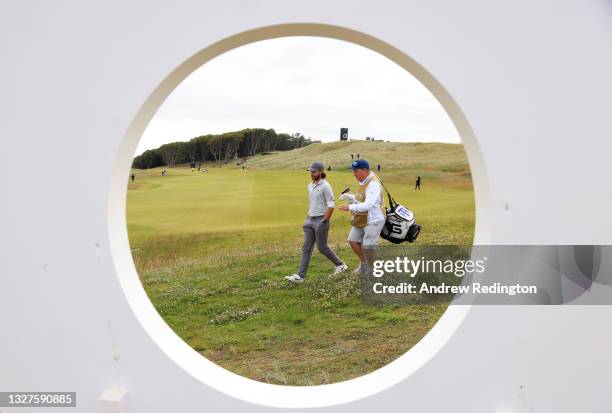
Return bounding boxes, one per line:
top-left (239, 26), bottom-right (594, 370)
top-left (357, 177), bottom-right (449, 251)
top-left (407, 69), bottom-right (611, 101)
top-left (348, 172), bottom-right (385, 224)
top-left (307, 179), bottom-right (335, 217)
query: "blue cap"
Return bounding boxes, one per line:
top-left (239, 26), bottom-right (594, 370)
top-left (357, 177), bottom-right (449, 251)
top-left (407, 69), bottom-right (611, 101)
top-left (308, 161), bottom-right (325, 172)
top-left (349, 159), bottom-right (370, 170)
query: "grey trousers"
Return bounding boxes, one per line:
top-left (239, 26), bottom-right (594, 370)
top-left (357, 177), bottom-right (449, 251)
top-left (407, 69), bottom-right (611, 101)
top-left (297, 215), bottom-right (343, 278)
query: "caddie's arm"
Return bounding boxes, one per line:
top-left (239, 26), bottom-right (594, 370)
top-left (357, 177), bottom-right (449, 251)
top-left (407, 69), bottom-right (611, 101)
top-left (348, 182), bottom-right (381, 212)
top-left (338, 192), bottom-right (355, 211)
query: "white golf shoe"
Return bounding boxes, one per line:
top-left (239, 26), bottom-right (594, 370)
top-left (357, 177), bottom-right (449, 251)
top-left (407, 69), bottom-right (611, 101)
top-left (285, 274), bottom-right (304, 283)
top-left (333, 263), bottom-right (349, 275)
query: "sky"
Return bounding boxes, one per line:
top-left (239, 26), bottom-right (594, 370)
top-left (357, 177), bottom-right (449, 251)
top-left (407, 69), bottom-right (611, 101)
top-left (136, 36), bottom-right (459, 155)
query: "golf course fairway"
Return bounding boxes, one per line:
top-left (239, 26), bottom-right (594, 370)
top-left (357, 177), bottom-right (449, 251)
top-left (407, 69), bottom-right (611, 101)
top-left (127, 141), bottom-right (474, 385)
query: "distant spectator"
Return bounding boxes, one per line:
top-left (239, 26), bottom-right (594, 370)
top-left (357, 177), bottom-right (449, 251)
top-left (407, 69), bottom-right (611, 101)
top-left (327, 165), bottom-right (331, 171)
top-left (377, 164), bottom-right (381, 172)
top-left (357, 154), bottom-right (360, 159)
top-left (415, 176), bottom-right (421, 190)
top-left (351, 154), bottom-right (354, 160)
top-left (131, 173), bottom-right (135, 182)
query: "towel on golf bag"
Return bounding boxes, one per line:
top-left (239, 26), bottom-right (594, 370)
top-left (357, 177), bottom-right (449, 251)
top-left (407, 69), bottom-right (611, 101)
top-left (377, 177), bottom-right (421, 244)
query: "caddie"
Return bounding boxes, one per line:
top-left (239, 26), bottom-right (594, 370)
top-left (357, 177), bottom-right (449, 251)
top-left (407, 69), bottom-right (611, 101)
top-left (338, 159), bottom-right (386, 274)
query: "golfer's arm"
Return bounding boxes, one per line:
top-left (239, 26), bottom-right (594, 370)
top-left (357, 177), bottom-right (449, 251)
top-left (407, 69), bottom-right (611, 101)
top-left (323, 186), bottom-right (335, 221)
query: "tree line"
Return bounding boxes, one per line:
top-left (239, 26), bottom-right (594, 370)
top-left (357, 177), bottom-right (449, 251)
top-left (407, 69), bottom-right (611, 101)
top-left (132, 128), bottom-right (315, 169)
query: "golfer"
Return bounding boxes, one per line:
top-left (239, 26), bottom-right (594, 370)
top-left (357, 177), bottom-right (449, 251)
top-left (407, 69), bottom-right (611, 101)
top-left (285, 161), bottom-right (348, 283)
top-left (338, 159), bottom-right (386, 275)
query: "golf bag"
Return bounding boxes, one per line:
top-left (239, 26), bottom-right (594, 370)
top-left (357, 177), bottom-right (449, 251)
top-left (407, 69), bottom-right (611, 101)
top-left (378, 178), bottom-right (421, 244)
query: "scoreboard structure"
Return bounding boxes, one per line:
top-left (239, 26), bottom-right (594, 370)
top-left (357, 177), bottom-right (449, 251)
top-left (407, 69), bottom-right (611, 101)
top-left (340, 127), bottom-right (348, 140)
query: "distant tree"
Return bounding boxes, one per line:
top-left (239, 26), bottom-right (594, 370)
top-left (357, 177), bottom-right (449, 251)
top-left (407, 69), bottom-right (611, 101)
top-left (208, 135), bottom-right (223, 163)
top-left (193, 135), bottom-right (212, 162)
top-left (221, 131), bottom-right (243, 161)
top-left (262, 129), bottom-right (279, 152)
top-left (243, 128), bottom-right (260, 156)
top-left (271, 132), bottom-right (284, 151)
top-left (185, 140), bottom-right (197, 163)
top-left (275, 133), bottom-right (293, 150)
top-left (132, 149), bottom-right (162, 169)
top-left (159, 142), bottom-right (181, 167)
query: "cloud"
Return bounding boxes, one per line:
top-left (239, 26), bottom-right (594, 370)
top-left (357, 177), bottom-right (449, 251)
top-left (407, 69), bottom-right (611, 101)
top-left (136, 36), bottom-right (460, 155)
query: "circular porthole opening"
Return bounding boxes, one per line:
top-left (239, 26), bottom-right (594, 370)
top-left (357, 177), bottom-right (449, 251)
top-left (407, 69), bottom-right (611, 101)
top-left (109, 24), bottom-right (488, 408)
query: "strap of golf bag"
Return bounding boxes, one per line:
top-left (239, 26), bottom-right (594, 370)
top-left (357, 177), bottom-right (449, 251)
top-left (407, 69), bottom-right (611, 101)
top-left (373, 173), bottom-right (398, 209)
